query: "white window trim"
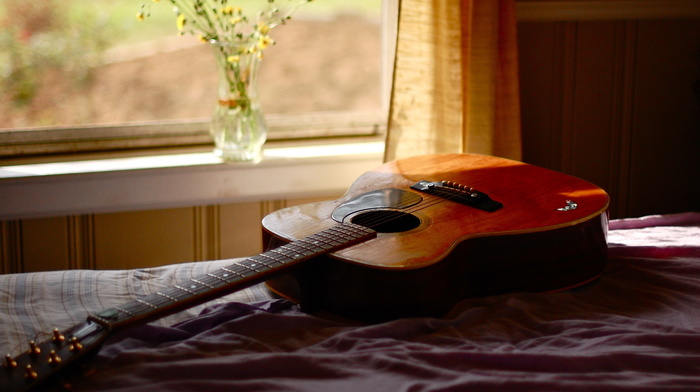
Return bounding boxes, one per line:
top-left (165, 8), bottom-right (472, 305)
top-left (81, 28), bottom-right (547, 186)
top-left (0, 139), bottom-right (385, 220)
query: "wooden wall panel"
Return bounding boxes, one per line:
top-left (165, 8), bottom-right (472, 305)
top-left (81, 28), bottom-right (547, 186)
top-left (1, 221), bottom-right (22, 274)
top-left (93, 208), bottom-right (196, 270)
top-left (518, 18), bottom-right (700, 218)
top-left (219, 202), bottom-right (265, 260)
top-left (568, 22), bottom-right (619, 182)
top-left (0, 195), bottom-right (340, 273)
top-left (20, 217), bottom-right (71, 272)
top-left (628, 20), bottom-right (700, 216)
top-left (518, 21), bottom-right (570, 171)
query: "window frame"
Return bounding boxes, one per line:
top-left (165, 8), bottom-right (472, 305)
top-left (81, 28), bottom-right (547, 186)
top-left (0, 0), bottom-right (399, 159)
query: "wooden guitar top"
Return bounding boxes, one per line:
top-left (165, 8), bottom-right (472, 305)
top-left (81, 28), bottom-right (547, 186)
top-left (262, 154), bottom-right (609, 270)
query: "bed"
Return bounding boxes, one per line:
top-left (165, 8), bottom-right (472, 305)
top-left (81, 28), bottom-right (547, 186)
top-left (1, 211), bottom-right (698, 391)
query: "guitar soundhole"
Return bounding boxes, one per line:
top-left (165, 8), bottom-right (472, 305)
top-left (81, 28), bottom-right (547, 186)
top-left (350, 210), bottom-right (420, 233)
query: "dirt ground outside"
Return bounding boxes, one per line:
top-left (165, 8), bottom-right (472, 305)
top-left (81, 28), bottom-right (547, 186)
top-left (0, 14), bottom-right (382, 129)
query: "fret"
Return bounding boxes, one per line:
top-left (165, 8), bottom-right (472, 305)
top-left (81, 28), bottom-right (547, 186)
top-left (136, 299), bottom-right (158, 309)
top-left (191, 278), bottom-right (217, 290)
top-left (159, 286), bottom-right (190, 302)
top-left (220, 267), bottom-right (246, 279)
top-left (331, 224), bottom-right (373, 240)
top-left (206, 272), bottom-right (231, 283)
top-left (114, 307), bottom-right (135, 317)
top-left (139, 293), bottom-right (171, 308)
top-left (247, 255), bottom-right (276, 268)
top-left (121, 300), bottom-right (154, 316)
top-left (244, 259), bottom-right (268, 271)
top-left (181, 280), bottom-right (214, 293)
top-left (274, 246), bottom-right (308, 259)
top-left (156, 291), bottom-right (179, 302)
top-left (305, 233), bottom-right (336, 247)
top-left (87, 224), bottom-right (375, 332)
top-left (257, 253), bottom-right (290, 265)
top-left (297, 237), bottom-right (328, 251)
top-left (174, 285), bottom-right (198, 296)
top-left (317, 232), bottom-right (350, 246)
top-left (299, 238), bottom-right (323, 247)
top-left (232, 260), bottom-right (261, 273)
top-left (265, 250), bottom-right (293, 263)
top-left (289, 240), bottom-right (322, 253)
top-left (315, 232), bottom-right (346, 247)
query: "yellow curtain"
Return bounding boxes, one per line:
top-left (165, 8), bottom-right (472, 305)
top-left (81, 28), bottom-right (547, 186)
top-left (384, 0), bottom-right (522, 162)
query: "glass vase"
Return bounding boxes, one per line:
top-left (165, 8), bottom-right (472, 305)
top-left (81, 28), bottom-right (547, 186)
top-left (209, 39), bottom-right (267, 162)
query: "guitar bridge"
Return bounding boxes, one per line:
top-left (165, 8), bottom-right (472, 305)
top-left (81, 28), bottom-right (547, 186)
top-left (410, 180), bottom-right (503, 212)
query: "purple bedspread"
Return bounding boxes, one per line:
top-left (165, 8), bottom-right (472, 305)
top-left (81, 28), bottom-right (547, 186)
top-left (69, 213), bottom-right (700, 391)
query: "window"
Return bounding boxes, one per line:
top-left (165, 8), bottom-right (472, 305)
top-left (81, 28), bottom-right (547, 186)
top-left (0, 0), bottom-right (395, 158)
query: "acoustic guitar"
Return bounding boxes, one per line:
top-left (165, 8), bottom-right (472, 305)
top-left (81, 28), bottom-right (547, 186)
top-left (1, 153), bottom-right (609, 391)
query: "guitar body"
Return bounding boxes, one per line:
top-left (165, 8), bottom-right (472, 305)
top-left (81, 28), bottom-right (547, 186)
top-left (262, 154), bottom-right (609, 322)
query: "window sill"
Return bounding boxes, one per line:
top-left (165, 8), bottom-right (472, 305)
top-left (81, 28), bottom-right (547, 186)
top-left (0, 139), bottom-right (385, 220)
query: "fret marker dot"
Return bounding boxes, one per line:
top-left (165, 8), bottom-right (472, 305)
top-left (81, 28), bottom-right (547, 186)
top-left (191, 285), bottom-right (197, 289)
top-left (223, 274), bottom-right (229, 277)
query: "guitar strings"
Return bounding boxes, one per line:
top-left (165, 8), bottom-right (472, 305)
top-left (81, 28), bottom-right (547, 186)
top-left (294, 183), bottom-right (473, 239)
top-left (348, 190), bottom-right (462, 229)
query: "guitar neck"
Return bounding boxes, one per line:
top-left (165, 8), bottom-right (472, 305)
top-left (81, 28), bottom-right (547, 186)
top-left (1, 223), bottom-right (376, 392)
top-left (89, 223), bottom-right (377, 331)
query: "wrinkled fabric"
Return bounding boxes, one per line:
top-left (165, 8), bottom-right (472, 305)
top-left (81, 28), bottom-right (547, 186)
top-left (2, 213), bottom-right (699, 391)
top-left (72, 213), bottom-right (700, 391)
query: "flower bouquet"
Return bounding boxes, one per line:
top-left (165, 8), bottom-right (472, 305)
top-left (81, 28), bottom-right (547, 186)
top-left (139, 0), bottom-right (312, 162)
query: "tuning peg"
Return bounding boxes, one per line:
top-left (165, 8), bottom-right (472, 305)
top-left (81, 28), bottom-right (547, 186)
top-left (4, 354), bottom-right (17, 369)
top-left (48, 350), bottom-right (62, 366)
top-left (24, 364), bottom-right (38, 380)
top-left (28, 341), bottom-right (41, 356)
top-left (68, 336), bottom-right (83, 352)
top-left (52, 328), bottom-right (66, 343)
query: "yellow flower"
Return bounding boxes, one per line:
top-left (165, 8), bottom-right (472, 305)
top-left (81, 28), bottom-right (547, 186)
top-left (227, 55), bottom-right (240, 63)
top-left (257, 22), bottom-right (270, 35)
top-left (152, 0), bottom-right (160, 2)
top-left (176, 14), bottom-right (186, 31)
top-left (256, 36), bottom-right (274, 50)
top-left (136, 12), bottom-right (145, 21)
top-left (222, 6), bottom-right (235, 15)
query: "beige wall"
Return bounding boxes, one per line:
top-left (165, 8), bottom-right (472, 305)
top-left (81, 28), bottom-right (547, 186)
top-left (0, 196), bottom-right (338, 273)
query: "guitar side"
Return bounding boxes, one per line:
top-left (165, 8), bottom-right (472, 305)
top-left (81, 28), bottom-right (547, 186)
top-left (263, 154), bottom-right (609, 322)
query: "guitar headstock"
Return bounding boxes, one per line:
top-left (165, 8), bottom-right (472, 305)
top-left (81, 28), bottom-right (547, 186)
top-left (1, 321), bottom-right (108, 392)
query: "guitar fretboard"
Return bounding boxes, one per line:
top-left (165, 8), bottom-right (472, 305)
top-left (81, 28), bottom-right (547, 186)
top-left (88, 223), bottom-right (377, 330)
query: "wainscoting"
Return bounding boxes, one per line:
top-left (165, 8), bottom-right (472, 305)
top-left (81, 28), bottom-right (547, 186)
top-left (0, 196), bottom-right (339, 273)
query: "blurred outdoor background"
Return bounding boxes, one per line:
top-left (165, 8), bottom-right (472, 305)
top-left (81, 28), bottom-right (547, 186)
top-left (0, 0), bottom-right (382, 129)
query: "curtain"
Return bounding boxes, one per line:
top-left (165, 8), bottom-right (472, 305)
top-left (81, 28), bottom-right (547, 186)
top-left (384, 0), bottom-right (522, 162)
